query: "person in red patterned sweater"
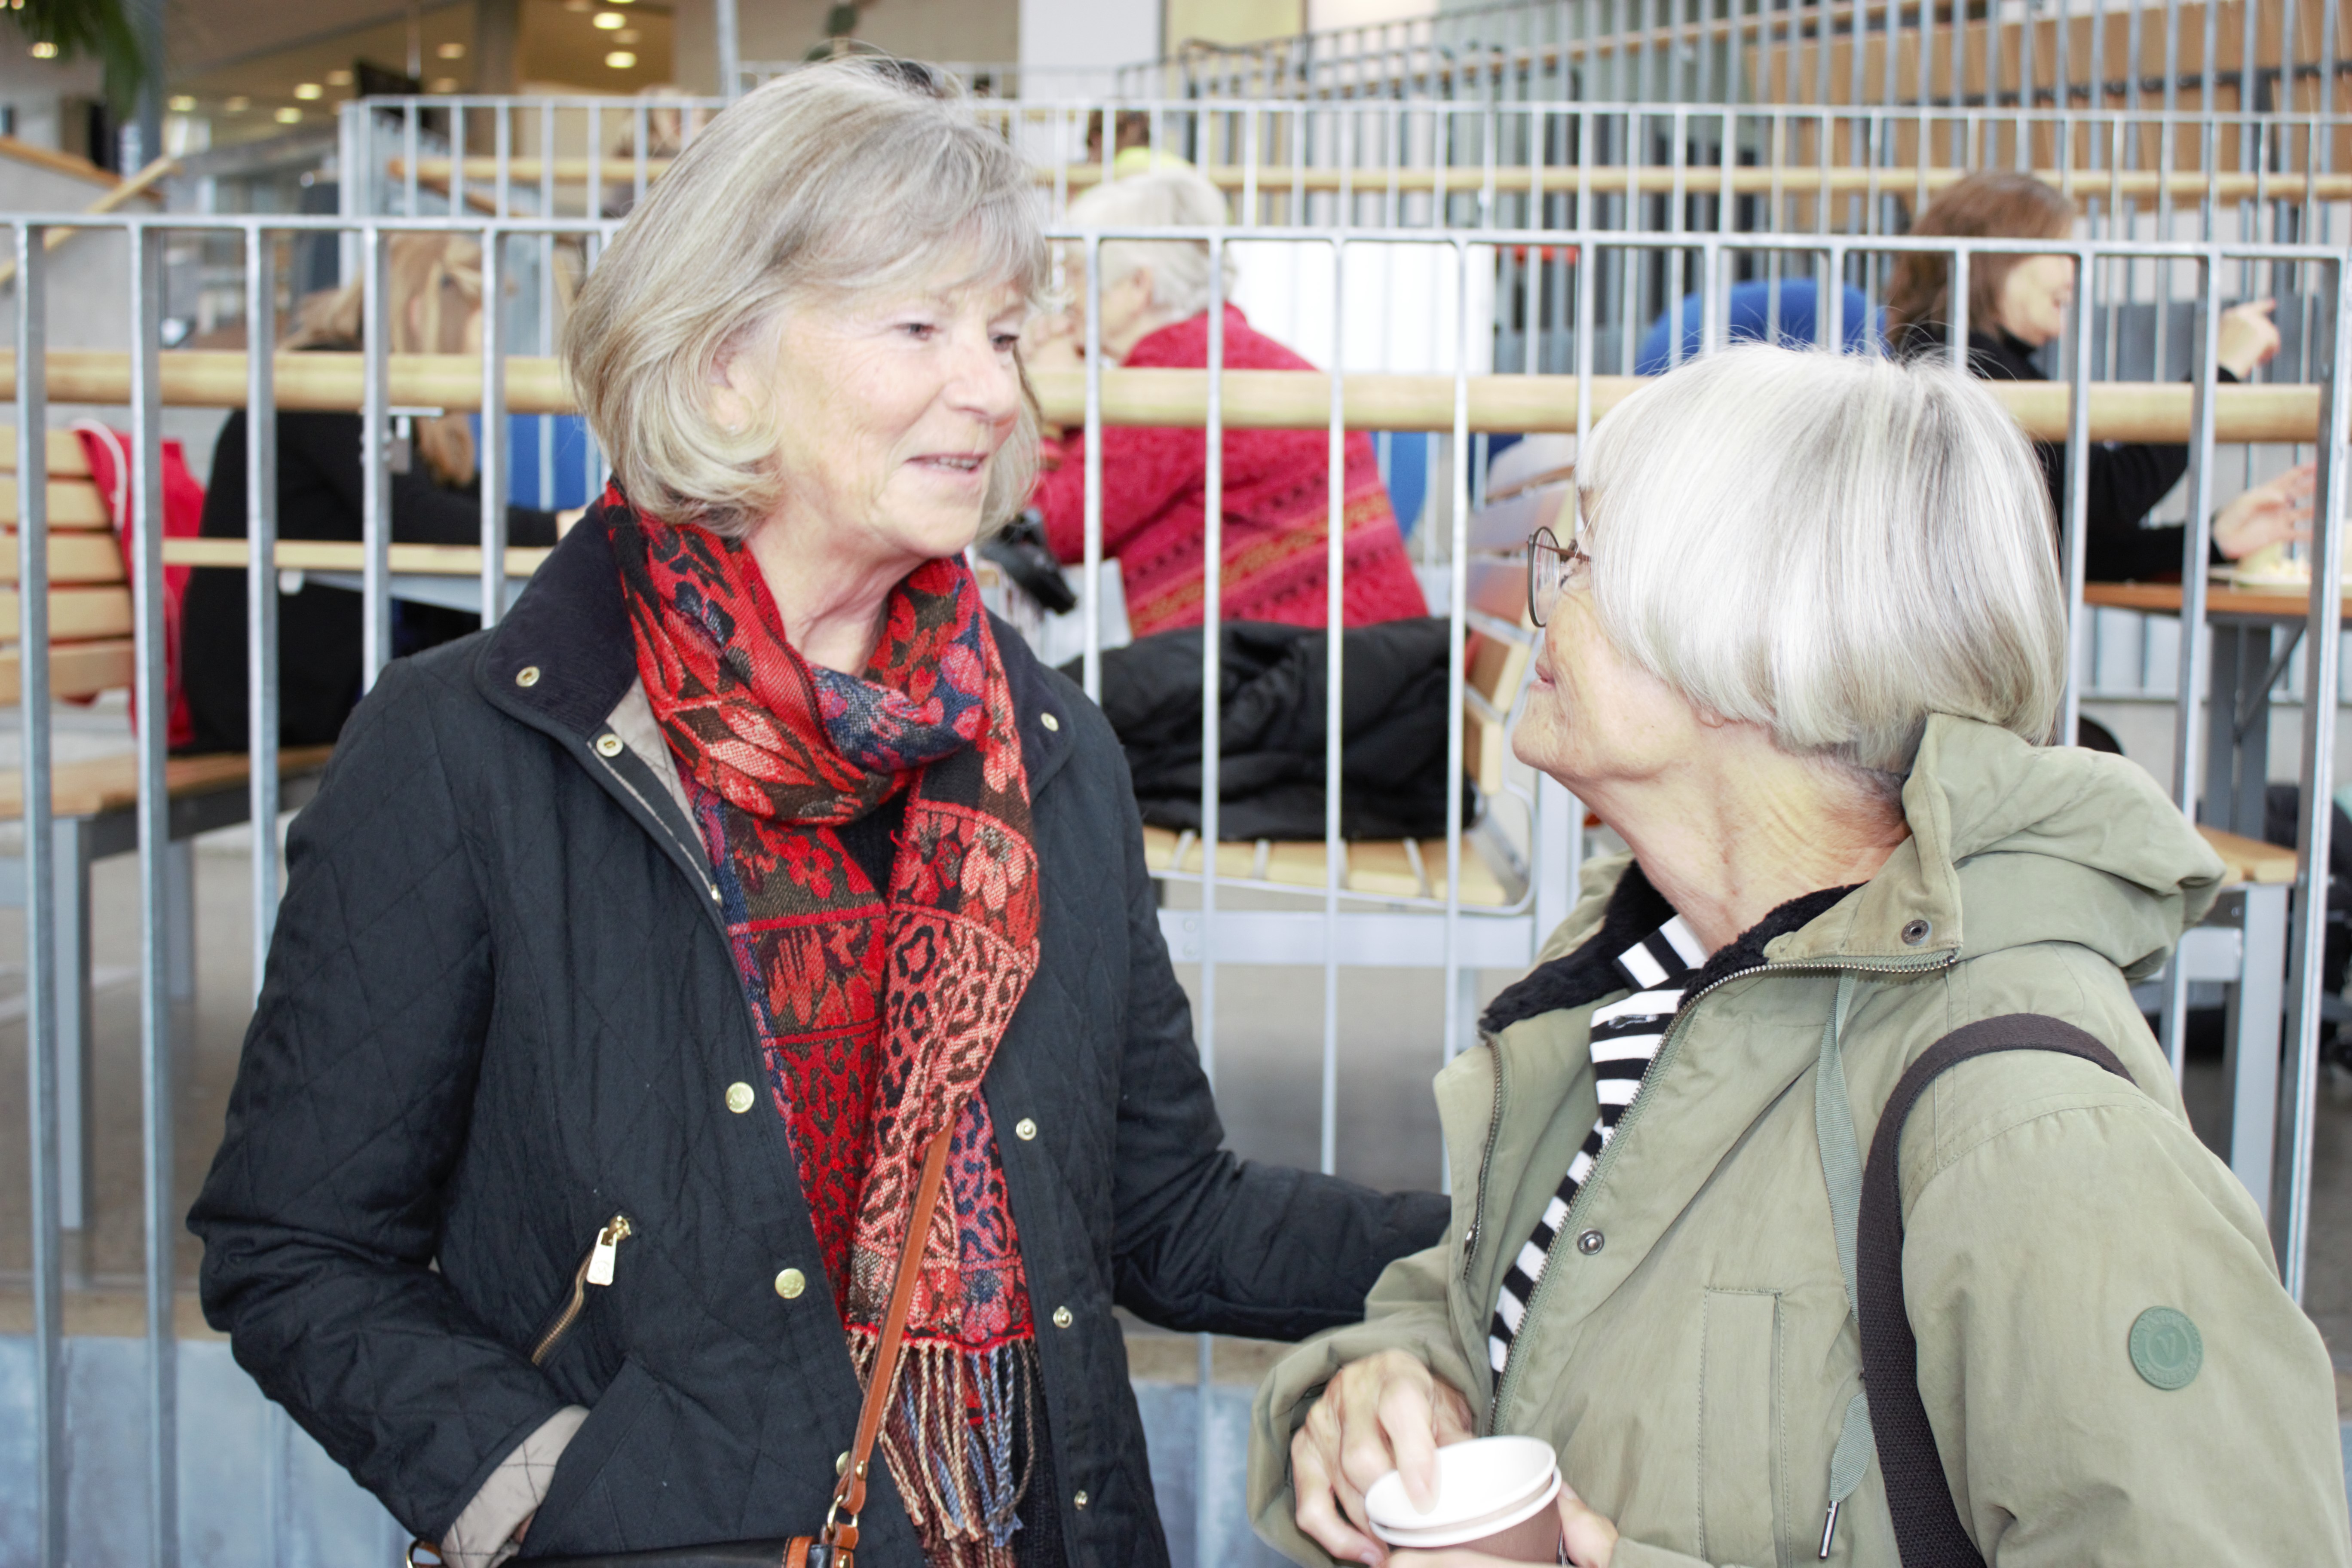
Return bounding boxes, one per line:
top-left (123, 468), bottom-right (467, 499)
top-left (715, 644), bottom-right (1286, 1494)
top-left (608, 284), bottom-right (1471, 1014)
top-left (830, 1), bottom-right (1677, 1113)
top-left (1025, 169), bottom-right (1428, 637)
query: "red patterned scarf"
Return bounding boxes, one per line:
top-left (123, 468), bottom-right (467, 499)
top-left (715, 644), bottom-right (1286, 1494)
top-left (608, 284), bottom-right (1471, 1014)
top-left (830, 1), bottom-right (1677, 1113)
top-left (615, 511), bottom-right (1042, 1568)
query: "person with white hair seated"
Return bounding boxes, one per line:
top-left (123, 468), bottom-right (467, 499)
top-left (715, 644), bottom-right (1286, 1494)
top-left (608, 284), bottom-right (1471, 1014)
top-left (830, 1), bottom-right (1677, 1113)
top-left (1247, 344), bottom-right (2349, 1568)
top-left (1024, 168), bottom-right (1427, 637)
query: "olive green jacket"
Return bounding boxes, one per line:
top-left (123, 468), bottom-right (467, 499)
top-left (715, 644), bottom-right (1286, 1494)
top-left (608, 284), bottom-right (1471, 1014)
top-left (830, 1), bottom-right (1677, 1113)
top-left (1249, 714), bottom-right (2351, 1567)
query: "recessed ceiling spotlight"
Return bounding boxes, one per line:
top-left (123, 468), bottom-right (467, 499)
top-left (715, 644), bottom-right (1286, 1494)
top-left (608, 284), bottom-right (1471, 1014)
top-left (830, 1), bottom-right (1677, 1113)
top-left (275, 107), bottom-right (303, 123)
top-left (226, 95), bottom-right (250, 112)
top-left (429, 76), bottom-right (459, 92)
top-left (168, 94), bottom-right (196, 111)
top-left (614, 26), bottom-right (640, 42)
top-left (29, 40), bottom-right (56, 58)
top-left (326, 68), bottom-right (353, 86)
top-left (604, 50), bottom-right (637, 68)
top-left (294, 82), bottom-right (322, 100)
top-left (594, 11), bottom-right (623, 27)
top-left (437, 40), bottom-right (465, 58)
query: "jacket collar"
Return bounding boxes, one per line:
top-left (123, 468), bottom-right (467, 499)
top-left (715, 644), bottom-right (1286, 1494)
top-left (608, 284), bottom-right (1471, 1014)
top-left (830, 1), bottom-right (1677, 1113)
top-left (475, 507), bottom-right (1080, 796)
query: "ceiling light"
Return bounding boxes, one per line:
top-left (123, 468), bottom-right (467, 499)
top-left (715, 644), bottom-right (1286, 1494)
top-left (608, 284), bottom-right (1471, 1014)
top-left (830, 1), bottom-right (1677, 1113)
top-left (326, 68), bottom-right (353, 86)
top-left (225, 95), bottom-right (250, 112)
top-left (293, 82), bottom-right (322, 100)
top-left (29, 40), bottom-right (56, 58)
top-left (437, 41), bottom-right (465, 58)
top-left (429, 77), bottom-right (459, 92)
top-left (168, 94), bottom-right (196, 111)
top-left (594, 11), bottom-right (624, 26)
top-left (564, 0), bottom-right (590, 8)
top-left (614, 26), bottom-right (640, 42)
top-left (604, 50), bottom-right (637, 68)
top-left (275, 107), bottom-right (302, 123)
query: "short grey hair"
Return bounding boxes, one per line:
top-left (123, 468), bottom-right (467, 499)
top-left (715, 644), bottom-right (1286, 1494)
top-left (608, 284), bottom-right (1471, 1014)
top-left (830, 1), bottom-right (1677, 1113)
top-left (1062, 168), bottom-right (1237, 322)
top-left (564, 59), bottom-right (1047, 536)
top-left (1577, 345), bottom-right (2064, 782)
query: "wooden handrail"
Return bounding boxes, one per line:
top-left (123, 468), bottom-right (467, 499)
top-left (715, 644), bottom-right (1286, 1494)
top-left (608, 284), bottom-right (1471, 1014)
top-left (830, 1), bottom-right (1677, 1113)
top-left (0, 350), bottom-right (2316, 443)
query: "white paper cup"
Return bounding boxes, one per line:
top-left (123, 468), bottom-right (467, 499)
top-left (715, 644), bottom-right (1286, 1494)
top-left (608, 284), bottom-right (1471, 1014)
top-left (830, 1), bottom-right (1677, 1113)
top-left (1364, 1435), bottom-right (1565, 1561)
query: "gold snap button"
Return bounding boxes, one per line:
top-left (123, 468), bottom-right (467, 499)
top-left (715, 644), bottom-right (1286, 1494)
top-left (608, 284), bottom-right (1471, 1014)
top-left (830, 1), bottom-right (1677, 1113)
top-left (726, 1082), bottom-right (755, 1114)
top-left (514, 665), bottom-right (541, 688)
top-left (1014, 1118), bottom-right (1037, 1141)
top-left (774, 1268), bottom-right (806, 1300)
top-left (835, 1451), bottom-right (850, 1476)
top-left (1072, 1490), bottom-right (1089, 1510)
top-left (595, 733), bottom-right (624, 758)
top-left (1051, 1305), bottom-right (1073, 1329)
top-left (1041, 712), bottom-right (1060, 732)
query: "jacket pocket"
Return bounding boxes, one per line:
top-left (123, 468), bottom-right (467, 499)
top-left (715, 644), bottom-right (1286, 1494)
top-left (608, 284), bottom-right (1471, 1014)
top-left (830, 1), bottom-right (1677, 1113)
top-left (516, 1355), bottom-right (665, 1557)
top-left (1698, 1288), bottom-right (1784, 1568)
top-left (528, 1213), bottom-right (634, 1369)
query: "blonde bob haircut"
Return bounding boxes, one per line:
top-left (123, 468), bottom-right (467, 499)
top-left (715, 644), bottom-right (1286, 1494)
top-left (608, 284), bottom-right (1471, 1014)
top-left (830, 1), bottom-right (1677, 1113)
top-left (1577, 345), bottom-right (2064, 784)
top-left (564, 59), bottom-right (1048, 536)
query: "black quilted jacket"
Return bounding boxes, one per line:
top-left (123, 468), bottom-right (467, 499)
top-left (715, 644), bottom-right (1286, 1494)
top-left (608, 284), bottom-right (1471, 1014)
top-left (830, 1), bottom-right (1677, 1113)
top-left (188, 514), bottom-right (1448, 1564)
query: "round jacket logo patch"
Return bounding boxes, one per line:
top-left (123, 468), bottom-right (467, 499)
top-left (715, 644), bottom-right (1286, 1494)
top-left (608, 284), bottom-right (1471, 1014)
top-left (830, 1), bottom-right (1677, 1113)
top-left (2129, 1307), bottom-right (2203, 1390)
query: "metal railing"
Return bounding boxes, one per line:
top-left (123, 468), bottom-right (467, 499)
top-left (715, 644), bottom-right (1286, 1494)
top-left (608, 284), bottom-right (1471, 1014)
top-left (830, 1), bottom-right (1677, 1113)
top-left (2, 205), bottom-right (2344, 1565)
top-left (1124, 0), bottom-right (2352, 116)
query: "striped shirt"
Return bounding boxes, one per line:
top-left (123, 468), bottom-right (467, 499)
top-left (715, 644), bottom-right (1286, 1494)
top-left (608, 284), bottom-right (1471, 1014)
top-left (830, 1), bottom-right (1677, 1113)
top-left (1488, 913), bottom-right (1706, 1374)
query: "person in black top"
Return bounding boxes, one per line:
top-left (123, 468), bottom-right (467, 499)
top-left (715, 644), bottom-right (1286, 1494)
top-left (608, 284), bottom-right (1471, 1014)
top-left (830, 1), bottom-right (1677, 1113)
top-left (180, 234), bottom-right (582, 751)
top-left (1886, 169), bottom-right (2313, 583)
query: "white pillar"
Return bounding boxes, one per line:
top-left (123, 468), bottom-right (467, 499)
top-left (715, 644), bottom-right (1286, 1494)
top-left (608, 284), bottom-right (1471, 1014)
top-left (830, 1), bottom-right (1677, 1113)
top-left (1018, 0), bottom-right (1161, 98)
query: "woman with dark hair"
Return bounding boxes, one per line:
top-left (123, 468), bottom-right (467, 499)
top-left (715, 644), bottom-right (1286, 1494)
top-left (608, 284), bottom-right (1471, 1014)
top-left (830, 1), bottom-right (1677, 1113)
top-left (1885, 169), bottom-right (2312, 583)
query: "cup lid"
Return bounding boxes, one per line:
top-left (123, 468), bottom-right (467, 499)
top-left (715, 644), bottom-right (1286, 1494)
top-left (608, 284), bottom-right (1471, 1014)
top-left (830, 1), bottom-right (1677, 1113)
top-left (1363, 1435), bottom-right (1561, 1547)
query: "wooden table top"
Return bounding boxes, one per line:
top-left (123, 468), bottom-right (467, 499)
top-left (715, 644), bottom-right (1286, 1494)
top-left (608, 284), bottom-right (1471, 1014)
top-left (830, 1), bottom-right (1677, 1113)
top-left (2082, 581), bottom-right (2352, 622)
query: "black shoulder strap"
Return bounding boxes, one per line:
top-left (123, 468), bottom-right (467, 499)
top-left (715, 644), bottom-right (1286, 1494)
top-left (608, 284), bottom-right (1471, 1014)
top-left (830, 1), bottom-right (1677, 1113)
top-left (1857, 1013), bottom-right (2133, 1568)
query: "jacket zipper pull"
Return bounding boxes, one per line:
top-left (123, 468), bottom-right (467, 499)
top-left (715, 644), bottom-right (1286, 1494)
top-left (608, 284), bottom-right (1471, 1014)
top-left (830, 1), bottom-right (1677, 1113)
top-left (1818, 1498), bottom-right (1840, 1559)
top-left (586, 1213), bottom-right (632, 1287)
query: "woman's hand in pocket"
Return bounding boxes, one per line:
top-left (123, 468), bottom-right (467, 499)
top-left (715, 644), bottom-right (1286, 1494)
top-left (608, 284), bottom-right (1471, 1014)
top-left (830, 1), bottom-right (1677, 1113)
top-left (1291, 1349), bottom-right (1475, 1565)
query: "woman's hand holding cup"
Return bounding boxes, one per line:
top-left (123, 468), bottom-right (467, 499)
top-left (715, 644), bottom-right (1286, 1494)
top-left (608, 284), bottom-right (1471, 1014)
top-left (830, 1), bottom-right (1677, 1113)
top-left (1383, 1485), bottom-right (1620, 1568)
top-left (1291, 1350), bottom-right (1476, 1564)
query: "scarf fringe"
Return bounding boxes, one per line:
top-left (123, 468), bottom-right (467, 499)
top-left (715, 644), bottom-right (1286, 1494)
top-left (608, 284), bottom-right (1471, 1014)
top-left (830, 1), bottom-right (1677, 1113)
top-left (851, 1332), bottom-right (1038, 1568)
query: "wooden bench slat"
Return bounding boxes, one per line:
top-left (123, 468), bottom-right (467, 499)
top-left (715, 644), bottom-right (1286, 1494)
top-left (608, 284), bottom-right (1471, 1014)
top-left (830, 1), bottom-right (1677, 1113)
top-left (0, 585), bottom-right (133, 640)
top-left (0, 530), bottom-right (129, 585)
top-left (0, 744), bottom-right (335, 819)
top-left (2198, 824), bottom-right (2298, 885)
top-left (0, 477), bottom-right (111, 528)
top-left (0, 638), bottom-right (134, 704)
top-left (0, 428), bottom-right (93, 477)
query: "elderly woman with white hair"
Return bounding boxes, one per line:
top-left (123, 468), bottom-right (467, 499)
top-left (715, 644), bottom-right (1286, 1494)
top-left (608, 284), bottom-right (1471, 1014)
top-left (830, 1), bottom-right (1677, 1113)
top-left (1025, 168), bottom-right (1426, 637)
top-left (1246, 346), bottom-right (2350, 1568)
top-left (188, 60), bottom-right (1444, 1568)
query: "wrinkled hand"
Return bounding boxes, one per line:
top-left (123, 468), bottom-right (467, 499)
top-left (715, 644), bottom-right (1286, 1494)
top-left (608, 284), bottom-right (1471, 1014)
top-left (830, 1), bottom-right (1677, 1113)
top-left (2217, 298), bottom-right (2282, 379)
top-left (2214, 460), bottom-right (2318, 560)
top-left (1385, 1485), bottom-right (1620, 1568)
top-left (1292, 1350), bottom-right (1476, 1565)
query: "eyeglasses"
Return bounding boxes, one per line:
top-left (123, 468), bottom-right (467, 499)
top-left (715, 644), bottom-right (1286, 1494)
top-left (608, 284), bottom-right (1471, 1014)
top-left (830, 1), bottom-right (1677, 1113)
top-left (1527, 525), bottom-right (1591, 629)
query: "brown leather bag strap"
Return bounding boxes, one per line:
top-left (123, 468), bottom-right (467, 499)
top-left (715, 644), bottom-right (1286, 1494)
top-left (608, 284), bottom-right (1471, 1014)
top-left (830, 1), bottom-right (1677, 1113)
top-left (827, 1120), bottom-right (958, 1533)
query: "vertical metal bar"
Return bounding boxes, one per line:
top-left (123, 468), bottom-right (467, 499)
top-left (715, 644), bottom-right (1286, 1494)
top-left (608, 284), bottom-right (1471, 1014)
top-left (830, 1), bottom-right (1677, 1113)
top-left (16, 218), bottom-right (64, 1568)
top-left (2169, 255), bottom-right (2221, 814)
top-left (1080, 233), bottom-right (1103, 704)
top-left (1442, 236), bottom-right (1471, 1069)
top-left (1322, 235), bottom-right (1344, 1179)
top-left (480, 229), bottom-right (508, 625)
top-left (2283, 255), bottom-right (2352, 1303)
top-left (361, 229), bottom-right (391, 686)
top-left (128, 217), bottom-right (180, 1568)
top-left (246, 229), bottom-right (280, 985)
top-left (1192, 230), bottom-right (1227, 1568)
top-left (2060, 234), bottom-right (2095, 745)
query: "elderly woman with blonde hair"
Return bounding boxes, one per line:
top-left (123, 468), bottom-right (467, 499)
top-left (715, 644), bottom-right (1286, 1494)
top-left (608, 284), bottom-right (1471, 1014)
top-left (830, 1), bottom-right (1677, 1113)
top-left (190, 59), bottom-right (1443, 1568)
top-left (1248, 346), bottom-right (2349, 1568)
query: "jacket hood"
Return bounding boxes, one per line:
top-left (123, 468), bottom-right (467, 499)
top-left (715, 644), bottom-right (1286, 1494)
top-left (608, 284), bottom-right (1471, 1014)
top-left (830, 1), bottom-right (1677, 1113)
top-left (1766, 712), bottom-right (2226, 980)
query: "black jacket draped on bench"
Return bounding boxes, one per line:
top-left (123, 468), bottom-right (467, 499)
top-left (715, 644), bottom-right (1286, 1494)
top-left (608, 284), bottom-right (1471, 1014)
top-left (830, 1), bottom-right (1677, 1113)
top-left (186, 517), bottom-right (1445, 1565)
